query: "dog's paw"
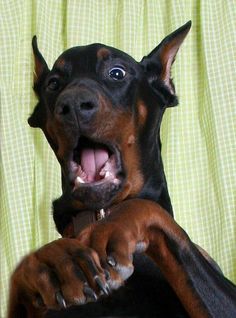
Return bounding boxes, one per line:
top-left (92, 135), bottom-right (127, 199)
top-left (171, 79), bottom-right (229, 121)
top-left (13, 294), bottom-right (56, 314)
top-left (76, 211), bottom-right (150, 286)
top-left (76, 198), bottom-right (180, 285)
top-left (9, 238), bottom-right (118, 314)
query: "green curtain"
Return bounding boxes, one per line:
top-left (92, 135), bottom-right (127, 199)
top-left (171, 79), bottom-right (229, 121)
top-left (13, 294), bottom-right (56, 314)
top-left (0, 1), bottom-right (235, 316)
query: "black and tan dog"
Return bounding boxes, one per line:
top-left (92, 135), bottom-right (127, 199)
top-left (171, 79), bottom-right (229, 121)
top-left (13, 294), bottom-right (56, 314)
top-left (8, 22), bottom-right (236, 318)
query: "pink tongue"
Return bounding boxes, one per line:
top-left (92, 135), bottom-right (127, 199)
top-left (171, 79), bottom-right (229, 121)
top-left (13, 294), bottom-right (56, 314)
top-left (81, 148), bottom-right (109, 181)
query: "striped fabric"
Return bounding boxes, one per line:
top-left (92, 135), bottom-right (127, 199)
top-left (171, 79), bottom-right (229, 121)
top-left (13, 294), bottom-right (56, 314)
top-left (0, 1), bottom-right (235, 316)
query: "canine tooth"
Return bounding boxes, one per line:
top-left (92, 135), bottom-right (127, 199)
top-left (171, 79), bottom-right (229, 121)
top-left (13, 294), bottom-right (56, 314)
top-left (105, 171), bottom-right (111, 178)
top-left (76, 176), bottom-right (85, 184)
top-left (99, 170), bottom-right (105, 177)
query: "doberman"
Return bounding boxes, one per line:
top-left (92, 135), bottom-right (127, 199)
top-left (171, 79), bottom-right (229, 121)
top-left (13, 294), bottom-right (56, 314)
top-left (8, 22), bottom-right (236, 318)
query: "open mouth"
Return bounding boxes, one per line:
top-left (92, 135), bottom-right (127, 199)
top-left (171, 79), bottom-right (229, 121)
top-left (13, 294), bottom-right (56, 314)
top-left (69, 136), bottom-right (123, 193)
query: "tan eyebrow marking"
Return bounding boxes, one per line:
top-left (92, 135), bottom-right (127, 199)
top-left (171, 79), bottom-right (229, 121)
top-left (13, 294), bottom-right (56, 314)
top-left (55, 57), bottom-right (66, 70)
top-left (97, 47), bottom-right (111, 60)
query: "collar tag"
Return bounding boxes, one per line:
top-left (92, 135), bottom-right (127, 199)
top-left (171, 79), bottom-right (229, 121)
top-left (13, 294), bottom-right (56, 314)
top-left (97, 208), bottom-right (106, 221)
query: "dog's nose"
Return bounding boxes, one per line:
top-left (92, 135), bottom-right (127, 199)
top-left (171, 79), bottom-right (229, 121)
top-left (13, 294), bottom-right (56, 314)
top-left (56, 94), bottom-right (98, 122)
top-left (78, 100), bottom-right (97, 115)
top-left (75, 97), bottom-right (98, 122)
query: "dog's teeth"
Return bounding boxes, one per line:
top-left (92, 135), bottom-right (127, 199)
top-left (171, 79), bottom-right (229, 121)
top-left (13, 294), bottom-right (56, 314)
top-left (105, 171), bottom-right (111, 178)
top-left (75, 176), bottom-right (85, 184)
top-left (113, 178), bottom-right (121, 185)
top-left (100, 170), bottom-right (105, 177)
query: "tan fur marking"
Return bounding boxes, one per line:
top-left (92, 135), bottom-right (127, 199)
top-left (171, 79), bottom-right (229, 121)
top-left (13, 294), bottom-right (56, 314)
top-left (97, 48), bottom-right (111, 60)
top-left (137, 100), bottom-right (148, 126)
top-left (55, 57), bottom-right (66, 70)
top-left (127, 135), bottom-right (135, 145)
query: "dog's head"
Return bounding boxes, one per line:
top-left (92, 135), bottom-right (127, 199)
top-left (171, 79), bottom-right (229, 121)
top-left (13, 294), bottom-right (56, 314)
top-left (29, 22), bottom-right (191, 213)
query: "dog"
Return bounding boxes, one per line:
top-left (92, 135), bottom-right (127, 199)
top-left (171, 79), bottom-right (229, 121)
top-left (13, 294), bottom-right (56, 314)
top-left (8, 21), bottom-right (236, 318)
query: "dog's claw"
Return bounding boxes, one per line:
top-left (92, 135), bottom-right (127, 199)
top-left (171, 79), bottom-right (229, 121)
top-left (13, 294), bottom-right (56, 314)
top-left (83, 284), bottom-right (98, 301)
top-left (35, 295), bottom-right (44, 307)
top-left (55, 290), bottom-right (67, 308)
top-left (95, 276), bottom-right (110, 295)
top-left (104, 269), bottom-right (111, 280)
top-left (107, 256), bottom-right (116, 267)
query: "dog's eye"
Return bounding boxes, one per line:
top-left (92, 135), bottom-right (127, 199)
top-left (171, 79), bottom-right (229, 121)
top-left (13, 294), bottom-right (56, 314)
top-left (108, 67), bottom-right (126, 80)
top-left (47, 78), bottom-right (60, 91)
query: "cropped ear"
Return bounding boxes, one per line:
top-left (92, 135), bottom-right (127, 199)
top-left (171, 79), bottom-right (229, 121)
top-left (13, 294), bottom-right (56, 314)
top-left (32, 36), bottom-right (49, 96)
top-left (29, 37), bottom-right (49, 128)
top-left (140, 21), bottom-right (191, 107)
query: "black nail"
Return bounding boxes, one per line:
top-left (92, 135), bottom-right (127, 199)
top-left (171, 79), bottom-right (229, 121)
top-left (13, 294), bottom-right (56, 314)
top-left (104, 269), bottom-right (111, 281)
top-left (83, 284), bottom-right (98, 301)
top-left (105, 283), bottom-right (111, 294)
top-left (35, 295), bottom-right (44, 307)
top-left (107, 256), bottom-right (116, 267)
top-left (55, 291), bottom-right (67, 308)
top-left (95, 276), bottom-right (110, 295)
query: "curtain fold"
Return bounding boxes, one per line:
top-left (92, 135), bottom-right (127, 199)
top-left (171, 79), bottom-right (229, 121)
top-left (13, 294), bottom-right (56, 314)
top-left (0, 1), bottom-right (235, 316)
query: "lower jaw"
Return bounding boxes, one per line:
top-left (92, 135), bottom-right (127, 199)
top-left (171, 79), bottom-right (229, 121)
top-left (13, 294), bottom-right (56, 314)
top-left (72, 181), bottom-right (122, 210)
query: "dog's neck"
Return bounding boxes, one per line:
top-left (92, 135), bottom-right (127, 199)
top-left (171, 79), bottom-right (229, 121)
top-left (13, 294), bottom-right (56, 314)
top-left (62, 208), bottom-right (110, 238)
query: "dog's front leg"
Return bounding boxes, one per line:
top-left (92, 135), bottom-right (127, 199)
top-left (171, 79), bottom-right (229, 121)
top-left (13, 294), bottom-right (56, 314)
top-left (146, 216), bottom-right (236, 317)
top-left (77, 198), bottom-right (236, 318)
